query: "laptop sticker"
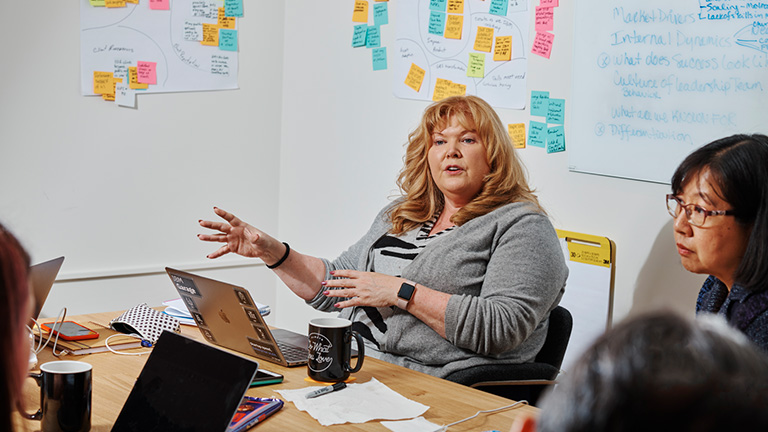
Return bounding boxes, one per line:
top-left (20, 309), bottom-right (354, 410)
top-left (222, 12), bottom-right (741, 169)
top-left (234, 288), bottom-right (254, 307)
top-left (244, 308), bottom-right (261, 325)
top-left (247, 336), bottom-right (278, 357)
top-left (171, 274), bottom-right (202, 297)
top-left (192, 311), bottom-right (206, 327)
top-left (201, 327), bottom-right (217, 343)
top-left (252, 324), bottom-right (269, 341)
top-left (182, 295), bottom-right (199, 312)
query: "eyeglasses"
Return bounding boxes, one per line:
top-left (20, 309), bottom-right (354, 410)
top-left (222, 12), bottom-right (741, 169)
top-left (665, 194), bottom-right (735, 227)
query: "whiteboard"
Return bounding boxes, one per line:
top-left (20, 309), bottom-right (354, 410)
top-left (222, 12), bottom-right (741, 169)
top-left (569, 0), bottom-right (768, 184)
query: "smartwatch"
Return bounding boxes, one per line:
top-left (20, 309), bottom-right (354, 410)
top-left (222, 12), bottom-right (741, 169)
top-left (396, 281), bottom-right (416, 309)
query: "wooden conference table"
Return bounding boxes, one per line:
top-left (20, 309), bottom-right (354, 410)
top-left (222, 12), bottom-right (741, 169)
top-left (22, 310), bottom-right (538, 431)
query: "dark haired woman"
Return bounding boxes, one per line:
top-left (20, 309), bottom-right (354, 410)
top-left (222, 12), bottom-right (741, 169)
top-left (666, 133), bottom-right (768, 350)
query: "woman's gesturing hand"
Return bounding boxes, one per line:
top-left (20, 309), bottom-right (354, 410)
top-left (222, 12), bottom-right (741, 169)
top-left (321, 270), bottom-right (403, 308)
top-left (198, 207), bottom-right (276, 260)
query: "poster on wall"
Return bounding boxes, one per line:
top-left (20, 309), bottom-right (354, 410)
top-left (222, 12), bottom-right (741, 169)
top-left (393, 0), bottom-right (530, 109)
top-left (80, 0), bottom-right (240, 98)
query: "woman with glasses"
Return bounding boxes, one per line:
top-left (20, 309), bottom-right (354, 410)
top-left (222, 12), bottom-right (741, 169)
top-left (666, 133), bottom-right (768, 350)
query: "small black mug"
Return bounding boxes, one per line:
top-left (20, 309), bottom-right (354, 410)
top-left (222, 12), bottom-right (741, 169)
top-left (307, 317), bottom-right (365, 382)
top-left (25, 360), bottom-right (92, 432)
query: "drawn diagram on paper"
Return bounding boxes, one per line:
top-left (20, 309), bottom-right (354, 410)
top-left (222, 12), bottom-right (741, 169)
top-left (80, 0), bottom-right (238, 96)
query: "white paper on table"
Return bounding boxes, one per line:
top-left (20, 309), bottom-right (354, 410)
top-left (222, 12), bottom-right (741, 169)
top-left (381, 416), bottom-right (444, 432)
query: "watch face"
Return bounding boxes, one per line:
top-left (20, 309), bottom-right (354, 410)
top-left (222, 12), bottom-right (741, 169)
top-left (398, 282), bottom-right (416, 301)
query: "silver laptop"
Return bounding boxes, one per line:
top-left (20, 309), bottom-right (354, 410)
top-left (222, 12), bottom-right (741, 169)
top-left (29, 256), bottom-right (65, 322)
top-left (165, 267), bottom-right (310, 367)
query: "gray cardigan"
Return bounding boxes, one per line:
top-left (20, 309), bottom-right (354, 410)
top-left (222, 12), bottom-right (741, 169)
top-left (307, 201), bottom-right (568, 378)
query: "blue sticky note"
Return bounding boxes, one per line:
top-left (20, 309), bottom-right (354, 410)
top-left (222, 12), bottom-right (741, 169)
top-left (547, 125), bottom-right (566, 153)
top-left (219, 29), bottom-right (238, 51)
top-left (547, 98), bottom-right (565, 125)
top-left (489, 0), bottom-right (508, 16)
top-left (530, 91), bottom-right (550, 117)
top-left (529, 121), bottom-right (547, 148)
top-left (366, 25), bottom-right (381, 48)
top-left (430, 0), bottom-right (447, 12)
top-left (372, 47), bottom-right (387, 71)
top-left (429, 11), bottom-right (446, 36)
top-left (224, 0), bottom-right (243, 17)
top-left (352, 24), bottom-right (367, 47)
top-left (373, 3), bottom-right (389, 26)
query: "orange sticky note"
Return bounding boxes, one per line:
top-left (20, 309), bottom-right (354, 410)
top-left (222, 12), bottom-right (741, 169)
top-left (444, 15), bottom-right (463, 39)
top-left (125, 0), bottom-right (138, 3)
top-left (128, 67), bottom-right (149, 90)
top-left (353, 0), bottom-right (368, 22)
top-left (404, 63), bottom-right (426, 92)
top-left (202, 23), bottom-right (219, 46)
top-left (494, 36), bottom-right (512, 61)
top-left (447, 0), bottom-right (464, 14)
top-left (433, 78), bottom-right (452, 101)
top-left (449, 81), bottom-right (466, 97)
top-left (102, 77), bottom-right (123, 101)
top-left (93, 71), bottom-right (114, 95)
top-left (218, 7), bottom-right (236, 29)
top-left (105, 0), bottom-right (126, 7)
top-left (508, 123), bottom-right (526, 148)
top-left (474, 26), bottom-right (494, 52)
top-left (137, 61), bottom-right (157, 85)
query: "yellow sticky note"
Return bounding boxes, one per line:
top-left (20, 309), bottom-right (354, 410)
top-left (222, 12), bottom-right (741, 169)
top-left (93, 71), bottom-right (114, 95)
top-left (474, 26), bottom-right (494, 52)
top-left (444, 15), bottom-right (463, 40)
top-left (447, 0), bottom-right (464, 14)
top-left (353, 0), bottom-right (369, 22)
top-left (89, 0), bottom-right (106, 6)
top-left (404, 63), bottom-right (426, 92)
top-left (494, 36), bottom-right (512, 61)
top-left (125, 0), bottom-right (138, 3)
top-left (218, 7), bottom-right (236, 29)
top-left (557, 230), bottom-right (612, 267)
top-left (202, 23), bottom-right (219, 46)
top-left (433, 78), bottom-right (452, 101)
top-left (105, 0), bottom-right (126, 7)
top-left (508, 123), bottom-right (526, 148)
top-left (128, 67), bottom-right (149, 90)
top-left (449, 81), bottom-right (466, 97)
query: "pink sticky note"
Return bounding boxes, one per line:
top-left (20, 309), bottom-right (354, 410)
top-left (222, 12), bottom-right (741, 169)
top-left (540, 0), bottom-right (558, 7)
top-left (531, 32), bottom-right (554, 59)
top-left (137, 61), bottom-right (157, 85)
top-left (149, 0), bottom-right (169, 10)
top-left (535, 7), bottom-right (554, 32)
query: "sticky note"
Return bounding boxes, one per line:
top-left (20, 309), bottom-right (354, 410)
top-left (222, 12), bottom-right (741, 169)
top-left (428, 11), bottom-right (446, 36)
top-left (493, 36), bottom-right (512, 61)
top-left (474, 26), bottom-right (494, 52)
top-left (509, 123), bottom-right (526, 149)
top-left (137, 61), bottom-right (157, 85)
top-left (489, 0), bottom-right (508, 16)
top-left (128, 67), bottom-right (149, 90)
top-left (352, 24), bottom-right (367, 47)
top-left (184, 21), bottom-right (203, 41)
top-left (105, 0), bottom-right (126, 7)
top-left (528, 121), bottom-right (547, 148)
top-left (89, 0), bottom-right (106, 6)
top-left (450, 81), bottom-right (467, 97)
top-left (218, 7), bottom-right (236, 29)
top-left (224, 0), bottom-right (244, 17)
top-left (405, 63), bottom-right (426, 92)
top-left (93, 71), bottom-right (114, 95)
top-left (532, 31), bottom-right (554, 59)
top-left (115, 83), bottom-right (136, 108)
top-left (373, 2), bottom-right (388, 25)
top-left (547, 125), bottom-right (565, 153)
top-left (467, 53), bottom-right (485, 78)
top-left (149, 0), bottom-right (169, 10)
top-left (530, 91), bottom-right (550, 116)
top-left (444, 14), bottom-right (463, 39)
top-left (372, 47), bottom-right (387, 71)
top-left (353, 0), bottom-right (368, 22)
top-left (429, 0), bottom-right (447, 11)
top-left (535, 7), bottom-right (554, 32)
top-left (102, 77), bottom-right (122, 101)
top-left (447, 0), bottom-right (464, 14)
top-left (366, 25), bottom-right (381, 48)
top-left (202, 23), bottom-right (219, 46)
top-left (219, 29), bottom-right (238, 51)
top-left (547, 98), bottom-right (565, 124)
top-left (540, 0), bottom-right (559, 6)
top-left (433, 78), bottom-right (452, 101)
top-left (126, 0), bottom-right (138, 4)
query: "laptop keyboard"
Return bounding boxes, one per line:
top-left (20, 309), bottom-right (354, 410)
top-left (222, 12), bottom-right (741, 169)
top-left (277, 341), bottom-right (308, 363)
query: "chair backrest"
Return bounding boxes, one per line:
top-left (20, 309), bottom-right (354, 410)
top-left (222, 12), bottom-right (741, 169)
top-left (534, 305), bottom-right (573, 370)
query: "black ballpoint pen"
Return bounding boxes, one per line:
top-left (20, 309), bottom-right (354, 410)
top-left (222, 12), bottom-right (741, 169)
top-left (305, 382), bottom-right (347, 399)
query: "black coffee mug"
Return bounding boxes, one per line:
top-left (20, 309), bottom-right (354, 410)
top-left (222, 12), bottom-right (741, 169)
top-left (25, 360), bottom-right (92, 432)
top-left (307, 317), bottom-right (365, 382)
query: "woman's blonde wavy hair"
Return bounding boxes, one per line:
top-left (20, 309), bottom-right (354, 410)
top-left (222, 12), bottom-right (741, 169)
top-left (389, 95), bottom-right (543, 234)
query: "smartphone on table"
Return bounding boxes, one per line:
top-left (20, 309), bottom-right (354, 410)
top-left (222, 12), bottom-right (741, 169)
top-left (250, 369), bottom-right (284, 387)
top-left (41, 321), bottom-right (99, 341)
top-left (228, 396), bottom-right (283, 432)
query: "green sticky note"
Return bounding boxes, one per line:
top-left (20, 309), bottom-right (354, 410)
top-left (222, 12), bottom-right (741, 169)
top-left (372, 47), bottom-right (387, 71)
top-left (429, 11), bottom-right (446, 36)
top-left (219, 29), bottom-right (238, 51)
top-left (366, 25), bottom-right (381, 48)
top-left (530, 91), bottom-right (550, 117)
top-left (529, 121), bottom-right (547, 148)
top-left (352, 24), bottom-right (367, 47)
top-left (373, 3), bottom-right (389, 26)
top-left (467, 53), bottom-right (485, 78)
top-left (89, 0), bottom-right (106, 5)
top-left (547, 98), bottom-right (565, 125)
top-left (489, 0), bottom-right (508, 16)
top-left (547, 125), bottom-right (566, 153)
top-left (224, 0), bottom-right (243, 17)
top-left (430, 0), bottom-right (447, 12)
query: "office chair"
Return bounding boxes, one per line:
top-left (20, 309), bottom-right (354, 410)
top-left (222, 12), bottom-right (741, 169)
top-left (444, 305), bottom-right (573, 406)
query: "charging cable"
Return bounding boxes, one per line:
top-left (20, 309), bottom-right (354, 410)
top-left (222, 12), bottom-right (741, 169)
top-left (434, 400), bottom-right (529, 432)
top-left (28, 307), bottom-right (69, 357)
top-left (105, 333), bottom-right (153, 356)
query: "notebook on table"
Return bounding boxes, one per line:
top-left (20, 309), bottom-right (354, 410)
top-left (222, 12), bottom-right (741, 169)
top-left (112, 331), bottom-right (259, 432)
top-left (165, 267), bottom-right (311, 367)
top-left (29, 256), bottom-right (65, 322)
